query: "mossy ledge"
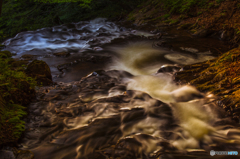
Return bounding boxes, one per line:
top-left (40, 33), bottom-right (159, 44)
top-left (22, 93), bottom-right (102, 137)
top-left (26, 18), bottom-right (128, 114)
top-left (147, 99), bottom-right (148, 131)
top-left (0, 50), bottom-right (38, 146)
top-left (174, 47), bottom-right (240, 123)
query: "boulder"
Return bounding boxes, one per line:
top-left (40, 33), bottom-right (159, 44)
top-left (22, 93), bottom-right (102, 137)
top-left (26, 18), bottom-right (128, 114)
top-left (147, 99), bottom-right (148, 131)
top-left (26, 60), bottom-right (52, 86)
top-left (0, 150), bottom-right (15, 159)
top-left (0, 50), bottom-right (12, 58)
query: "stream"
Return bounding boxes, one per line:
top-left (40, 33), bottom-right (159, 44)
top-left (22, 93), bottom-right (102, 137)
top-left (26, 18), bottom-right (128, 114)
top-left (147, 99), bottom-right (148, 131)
top-left (2, 18), bottom-right (240, 159)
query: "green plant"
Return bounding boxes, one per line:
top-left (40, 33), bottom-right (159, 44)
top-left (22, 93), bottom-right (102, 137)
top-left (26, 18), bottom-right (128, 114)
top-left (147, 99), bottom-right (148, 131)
top-left (216, 0), bottom-right (225, 4)
top-left (197, 11), bottom-right (203, 15)
top-left (163, 13), bottom-right (170, 19)
top-left (160, 0), bottom-right (209, 14)
top-left (0, 59), bottom-right (37, 97)
top-left (0, 103), bottom-right (27, 139)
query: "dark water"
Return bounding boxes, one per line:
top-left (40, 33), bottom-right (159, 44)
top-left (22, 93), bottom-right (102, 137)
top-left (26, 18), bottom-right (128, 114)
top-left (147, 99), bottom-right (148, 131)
top-left (2, 18), bottom-right (240, 159)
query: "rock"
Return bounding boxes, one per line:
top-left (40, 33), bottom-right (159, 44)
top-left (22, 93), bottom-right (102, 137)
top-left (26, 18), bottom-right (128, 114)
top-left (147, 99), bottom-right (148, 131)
top-left (180, 47), bottom-right (199, 53)
top-left (16, 150), bottom-right (34, 159)
top-left (21, 54), bottom-right (34, 61)
top-left (157, 65), bottom-right (181, 73)
top-left (177, 23), bottom-right (193, 30)
top-left (53, 51), bottom-right (70, 57)
top-left (0, 150), bottom-right (15, 159)
top-left (193, 29), bottom-right (214, 37)
top-left (154, 41), bottom-right (172, 48)
top-left (0, 44), bottom-right (6, 50)
top-left (53, 48), bottom-right (70, 57)
top-left (0, 50), bottom-right (12, 58)
top-left (26, 60), bottom-right (52, 86)
top-left (221, 29), bottom-right (234, 41)
top-left (9, 60), bottom-right (29, 68)
top-left (57, 63), bottom-right (71, 71)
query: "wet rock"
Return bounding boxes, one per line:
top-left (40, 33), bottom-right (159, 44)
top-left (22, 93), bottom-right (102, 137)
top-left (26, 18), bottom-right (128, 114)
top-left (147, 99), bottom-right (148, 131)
top-left (9, 60), bottom-right (29, 68)
top-left (26, 60), bottom-right (52, 86)
top-left (0, 150), bottom-right (15, 159)
top-left (157, 65), bottom-right (181, 73)
top-left (180, 47), bottom-right (198, 53)
top-left (221, 29), bottom-right (234, 41)
top-left (177, 23), bottom-right (193, 30)
top-left (16, 150), bottom-right (34, 159)
top-left (154, 41), bottom-right (172, 48)
top-left (21, 54), bottom-right (34, 61)
top-left (93, 46), bottom-right (103, 51)
top-left (193, 29), bottom-right (214, 37)
top-left (57, 62), bottom-right (71, 71)
top-left (0, 44), bottom-right (6, 50)
top-left (147, 34), bottom-right (162, 40)
top-left (53, 50), bottom-right (70, 57)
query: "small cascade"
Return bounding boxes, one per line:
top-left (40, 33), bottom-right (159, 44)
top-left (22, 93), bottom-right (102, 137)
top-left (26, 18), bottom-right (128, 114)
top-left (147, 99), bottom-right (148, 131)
top-left (2, 18), bottom-right (240, 159)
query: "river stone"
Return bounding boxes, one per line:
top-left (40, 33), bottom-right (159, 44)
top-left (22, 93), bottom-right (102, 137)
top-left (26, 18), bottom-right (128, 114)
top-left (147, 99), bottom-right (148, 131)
top-left (16, 150), bottom-right (34, 159)
top-left (193, 29), bottom-right (214, 37)
top-left (221, 29), bottom-right (234, 41)
top-left (21, 54), bottom-right (34, 61)
top-left (157, 65), bottom-right (181, 73)
top-left (53, 51), bottom-right (70, 57)
top-left (0, 150), bottom-right (15, 159)
top-left (26, 60), bottom-right (52, 86)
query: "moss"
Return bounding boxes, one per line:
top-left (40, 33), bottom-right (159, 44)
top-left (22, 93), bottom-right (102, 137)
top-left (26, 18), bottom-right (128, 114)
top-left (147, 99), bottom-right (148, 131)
top-left (175, 47), bottom-right (240, 122)
top-left (0, 0), bottom-right (146, 41)
top-left (0, 103), bottom-right (26, 144)
top-left (0, 52), bottom-right (37, 145)
top-left (0, 51), bottom-right (12, 58)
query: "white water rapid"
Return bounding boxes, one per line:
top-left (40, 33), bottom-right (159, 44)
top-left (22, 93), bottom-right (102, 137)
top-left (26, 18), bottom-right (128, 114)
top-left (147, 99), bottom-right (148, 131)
top-left (2, 18), bottom-right (240, 159)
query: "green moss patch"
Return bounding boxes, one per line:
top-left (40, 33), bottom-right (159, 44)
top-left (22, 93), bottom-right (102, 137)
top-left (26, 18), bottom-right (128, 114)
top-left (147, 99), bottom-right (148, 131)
top-left (175, 47), bottom-right (240, 123)
top-left (0, 54), bottom-right (37, 145)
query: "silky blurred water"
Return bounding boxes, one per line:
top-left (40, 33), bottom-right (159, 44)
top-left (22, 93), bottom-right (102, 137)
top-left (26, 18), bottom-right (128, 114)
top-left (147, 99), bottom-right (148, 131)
top-left (2, 18), bottom-right (240, 159)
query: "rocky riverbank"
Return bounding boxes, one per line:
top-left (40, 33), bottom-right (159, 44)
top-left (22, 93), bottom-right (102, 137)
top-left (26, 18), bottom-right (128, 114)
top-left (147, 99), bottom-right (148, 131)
top-left (124, 0), bottom-right (240, 124)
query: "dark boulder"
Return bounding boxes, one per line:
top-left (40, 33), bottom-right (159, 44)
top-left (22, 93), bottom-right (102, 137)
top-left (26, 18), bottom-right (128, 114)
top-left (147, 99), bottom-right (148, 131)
top-left (26, 60), bottom-right (52, 86)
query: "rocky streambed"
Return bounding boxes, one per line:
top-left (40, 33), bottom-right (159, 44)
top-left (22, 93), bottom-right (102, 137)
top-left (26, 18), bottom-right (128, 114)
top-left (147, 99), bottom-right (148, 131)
top-left (1, 18), bottom-right (240, 159)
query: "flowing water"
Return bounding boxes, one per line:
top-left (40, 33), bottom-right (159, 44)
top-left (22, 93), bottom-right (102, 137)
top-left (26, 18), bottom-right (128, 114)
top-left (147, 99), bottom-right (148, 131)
top-left (2, 18), bottom-right (240, 159)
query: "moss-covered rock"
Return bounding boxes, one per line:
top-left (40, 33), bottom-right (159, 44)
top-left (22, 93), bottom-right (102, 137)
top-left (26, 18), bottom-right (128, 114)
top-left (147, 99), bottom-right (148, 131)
top-left (25, 60), bottom-right (52, 86)
top-left (9, 60), bottom-right (29, 68)
top-left (0, 45), bottom-right (6, 50)
top-left (0, 54), bottom-right (37, 145)
top-left (0, 51), bottom-right (12, 58)
top-left (174, 47), bottom-right (240, 123)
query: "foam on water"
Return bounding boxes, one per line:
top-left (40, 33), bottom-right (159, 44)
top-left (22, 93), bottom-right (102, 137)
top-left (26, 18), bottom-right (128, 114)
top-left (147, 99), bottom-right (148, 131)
top-left (2, 18), bottom-right (153, 57)
top-left (106, 41), bottom-right (240, 151)
top-left (4, 19), bottom-right (239, 158)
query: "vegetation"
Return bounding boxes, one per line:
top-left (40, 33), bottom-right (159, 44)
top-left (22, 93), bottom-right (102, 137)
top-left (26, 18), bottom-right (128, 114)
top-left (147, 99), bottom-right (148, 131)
top-left (160, 0), bottom-right (209, 14)
top-left (0, 0), bottom-right (239, 147)
top-left (0, 50), bottom-right (37, 145)
top-left (0, 0), bottom-right (146, 41)
top-left (175, 47), bottom-right (240, 123)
